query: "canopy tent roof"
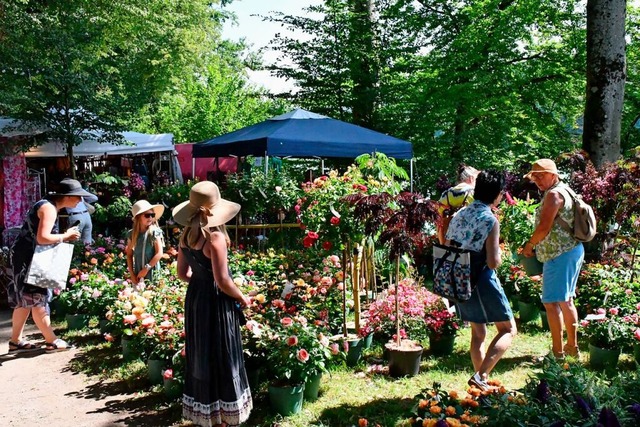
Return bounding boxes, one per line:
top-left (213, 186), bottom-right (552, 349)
top-left (193, 109), bottom-right (413, 159)
top-left (1, 118), bottom-right (174, 157)
top-left (24, 132), bottom-right (174, 157)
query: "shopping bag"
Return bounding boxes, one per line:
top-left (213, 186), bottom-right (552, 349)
top-left (25, 242), bottom-right (74, 290)
top-left (432, 243), bottom-right (473, 303)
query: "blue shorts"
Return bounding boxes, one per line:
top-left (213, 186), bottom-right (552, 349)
top-left (541, 243), bottom-right (584, 303)
top-left (457, 267), bottom-right (513, 324)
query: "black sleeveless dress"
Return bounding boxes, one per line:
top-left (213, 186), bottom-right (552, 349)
top-left (8, 200), bottom-right (58, 308)
top-left (181, 246), bottom-right (252, 427)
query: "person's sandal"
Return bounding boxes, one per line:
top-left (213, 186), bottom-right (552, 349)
top-left (45, 338), bottom-right (74, 352)
top-left (9, 340), bottom-right (38, 352)
top-left (563, 344), bottom-right (580, 359)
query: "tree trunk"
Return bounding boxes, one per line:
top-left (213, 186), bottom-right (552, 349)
top-left (348, 0), bottom-right (378, 129)
top-left (66, 138), bottom-right (76, 179)
top-left (583, 0), bottom-right (626, 168)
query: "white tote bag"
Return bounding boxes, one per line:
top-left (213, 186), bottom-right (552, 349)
top-left (25, 242), bottom-right (74, 290)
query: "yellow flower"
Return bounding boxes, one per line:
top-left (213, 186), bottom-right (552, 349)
top-left (254, 294), bottom-right (266, 304)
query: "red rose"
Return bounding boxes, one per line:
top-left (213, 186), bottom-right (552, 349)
top-left (330, 216), bottom-right (340, 225)
top-left (322, 241), bottom-right (333, 250)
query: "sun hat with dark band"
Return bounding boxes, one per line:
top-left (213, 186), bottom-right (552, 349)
top-left (50, 178), bottom-right (94, 197)
top-left (131, 200), bottom-right (165, 219)
top-left (172, 181), bottom-right (240, 231)
top-left (524, 159), bottom-right (559, 179)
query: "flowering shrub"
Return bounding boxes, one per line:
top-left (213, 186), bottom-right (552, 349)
top-left (574, 262), bottom-right (639, 318)
top-left (513, 271), bottom-right (543, 304)
top-left (297, 153), bottom-right (409, 251)
top-left (499, 195), bottom-right (539, 253)
top-left (57, 272), bottom-right (110, 315)
top-left (367, 279), bottom-right (439, 342)
top-left (407, 382), bottom-right (488, 426)
top-left (105, 266), bottom-right (186, 358)
top-left (263, 315), bottom-right (333, 386)
top-left (579, 308), bottom-right (632, 350)
top-left (425, 300), bottom-right (460, 338)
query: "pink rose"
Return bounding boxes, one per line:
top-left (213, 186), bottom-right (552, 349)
top-left (609, 307), bottom-right (619, 316)
top-left (329, 343), bottom-right (339, 355)
top-left (296, 349), bottom-right (309, 362)
top-left (141, 316), bottom-right (156, 328)
top-left (163, 369), bottom-right (173, 380)
top-left (596, 308), bottom-right (606, 315)
top-left (287, 336), bottom-right (299, 346)
top-left (123, 314), bottom-right (137, 325)
top-left (635, 329), bottom-right (640, 341)
top-left (281, 317), bottom-right (293, 327)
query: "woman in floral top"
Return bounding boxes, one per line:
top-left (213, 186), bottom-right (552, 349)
top-left (446, 170), bottom-right (516, 392)
top-left (522, 159), bottom-right (584, 359)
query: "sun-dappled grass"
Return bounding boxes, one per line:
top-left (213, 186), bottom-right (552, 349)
top-left (59, 314), bottom-right (584, 427)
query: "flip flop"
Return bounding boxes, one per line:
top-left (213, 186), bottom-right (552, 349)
top-left (45, 338), bottom-right (74, 352)
top-left (8, 340), bottom-right (39, 352)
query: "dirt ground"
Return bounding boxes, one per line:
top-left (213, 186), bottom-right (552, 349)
top-left (0, 308), bottom-right (181, 427)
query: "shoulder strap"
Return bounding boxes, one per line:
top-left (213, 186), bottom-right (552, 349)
top-left (553, 185), bottom-right (575, 234)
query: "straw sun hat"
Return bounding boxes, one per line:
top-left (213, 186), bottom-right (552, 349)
top-left (131, 200), bottom-right (165, 219)
top-left (172, 181), bottom-right (240, 231)
top-left (524, 158), bottom-right (559, 179)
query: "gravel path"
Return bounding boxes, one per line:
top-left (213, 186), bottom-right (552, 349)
top-left (0, 308), bottom-right (181, 427)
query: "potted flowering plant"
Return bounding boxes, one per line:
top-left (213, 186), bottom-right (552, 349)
top-left (263, 315), bottom-right (332, 415)
top-left (513, 271), bottom-right (543, 323)
top-left (424, 299), bottom-right (460, 356)
top-left (580, 308), bottom-right (632, 370)
top-left (499, 195), bottom-right (539, 253)
top-left (499, 195), bottom-right (542, 275)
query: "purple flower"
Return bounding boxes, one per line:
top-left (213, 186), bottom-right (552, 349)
top-left (575, 395), bottom-right (592, 418)
top-left (628, 403), bottom-right (640, 419)
top-left (536, 379), bottom-right (551, 404)
top-left (597, 407), bottom-right (621, 427)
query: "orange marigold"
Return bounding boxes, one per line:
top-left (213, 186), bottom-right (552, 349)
top-left (429, 405), bottom-right (442, 415)
top-left (448, 390), bottom-right (459, 400)
top-left (445, 406), bottom-right (457, 416)
top-left (418, 399), bottom-right (430, 409)
top-left (358, 418), bottom-right (368, 427)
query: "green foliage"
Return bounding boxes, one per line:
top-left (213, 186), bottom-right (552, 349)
top-left (223, 163), bottom-right (303, 223)
top-left (499, 197), bottom-right (539, 253)
top-left (478, 358), bottom-right (640, 426)
top-left (0, 0), bottom-right (221, 170)
top-left (266, 0), bottom-right (590, 193)
top-left (134, 48), bottom-right (289, 142)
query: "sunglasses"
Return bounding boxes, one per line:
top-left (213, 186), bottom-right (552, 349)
top-left (143, 213), bottom-right (156, 219)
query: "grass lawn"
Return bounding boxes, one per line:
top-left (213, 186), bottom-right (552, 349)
top-left (63, 315), bottom-right (639, 427)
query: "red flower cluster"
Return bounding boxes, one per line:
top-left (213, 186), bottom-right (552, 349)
top-left (303, 231), bottom-right (320, 248)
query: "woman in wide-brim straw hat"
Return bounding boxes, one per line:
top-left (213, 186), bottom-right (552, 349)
top-left (173, 181), bottom-right (252, 427)
top-left (125, 200), bottom-right (165, 284)
top-left (8, 178), bottom-right (87, 352)
top-left (522, 158), bottom-right (584, 360)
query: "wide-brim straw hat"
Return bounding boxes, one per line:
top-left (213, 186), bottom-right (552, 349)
top-left (50, 178), bottom-right (94, 197)
top-left (131, 200), bottom-right (165, 219)
top-left (172, 181), bottom-right (240, 230)
top-left (524, 158), bottom-right (559, 179)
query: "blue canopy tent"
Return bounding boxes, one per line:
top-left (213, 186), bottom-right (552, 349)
top-left (193, 108), bottom-right (414, 188)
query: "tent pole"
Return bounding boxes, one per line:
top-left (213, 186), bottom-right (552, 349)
top-left (265, 153), bottom-right (269, 175)
top-left (192, 156), bottom-right (196, 181)
top-left (321, 159), bottom-right (325, 175)
top-left (410, 158), bottom-right (414, 193)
